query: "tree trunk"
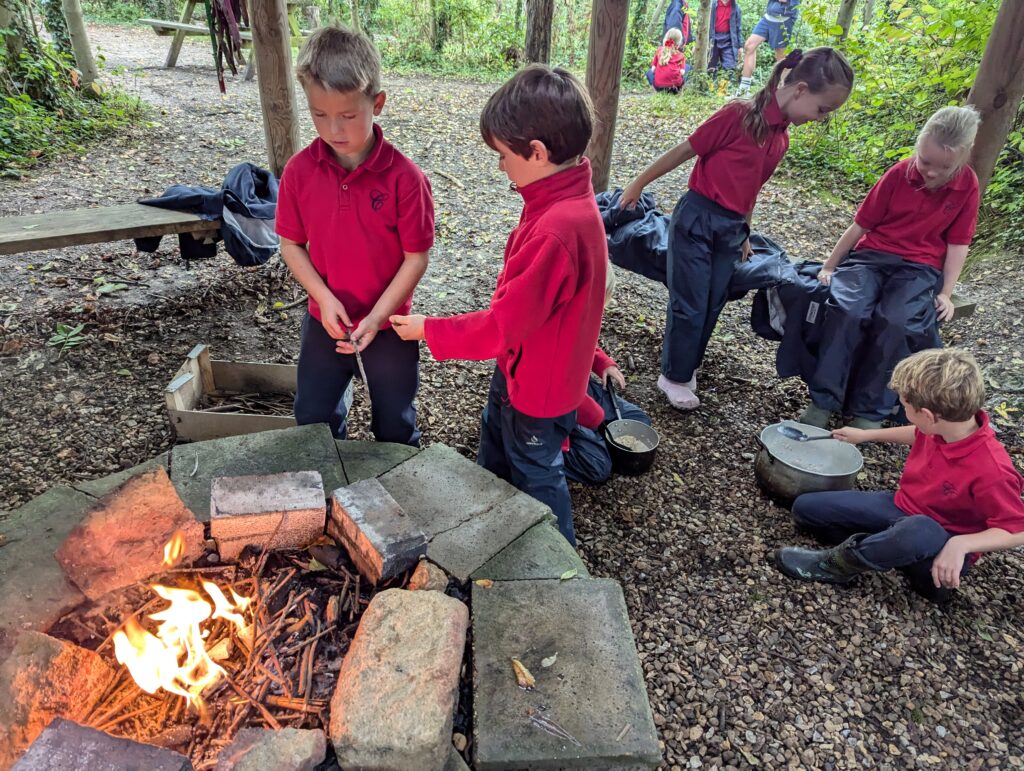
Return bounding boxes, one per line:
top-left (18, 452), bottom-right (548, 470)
top-left (836, 0), bottom-right (858, 39)
top-left (350, 0), bottom-right (361, 31)
top-left (60, 0), bottom-right (99, 84)
top-left (40, 0), bottom-right (72, 56)
top-left (624, 0), bottom-right (649, 79)
top-left (967, 0), bottom-right (1024, 196)
top-left (514, 0), bottom-right (523, 36)
top-left (687, 0), bottom-right (711, 78)
top-left (861, 0), bottom-right (875, 27)
top-left (649, 0), bottom-right (670, 38)
top-left (525, 0), bottom-right (553, 63)
top-left (428, 0), bottom-right (437, 46)
top-left (250, 0), bottom-right (300, 178)
top-left (0, 2), bottom-right (23, 63)
top-left (585, 0), bottom-right (629, 192)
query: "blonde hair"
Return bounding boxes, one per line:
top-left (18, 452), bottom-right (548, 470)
top-left (889, 348), bottom-right (985, 422)
top-left (916, 105), bottom-right (980, 172)
top-left (658, 28), bottom-right (683, 66)
top-left (743, 47), bottom-right (853, 145)
top-left (296, 24), bottom-right (381, 96)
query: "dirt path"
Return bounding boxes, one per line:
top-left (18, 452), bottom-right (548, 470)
top-left (2, 26), bottom-right (1023, 769)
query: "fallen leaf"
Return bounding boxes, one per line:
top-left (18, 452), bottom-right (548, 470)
top-left (115, 369), bottom-right (131, 377)
top-left (559, 568), bottom-right (578, 581)
top-left (474, 578), bottom-right (494, 588)
top-left (511, 658), bottom-right (535, 689)
top-left (307, 557), bottom-right (328, 572)
top-left (96, 283), bottom-right (129, 295)
top-left (540, 653), bottom-right (558, 668)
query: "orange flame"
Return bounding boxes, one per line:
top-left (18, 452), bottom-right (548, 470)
top-left (163, 530), bottom-right (185, 567)
top-left (113, 540), bottom-right (252, 708)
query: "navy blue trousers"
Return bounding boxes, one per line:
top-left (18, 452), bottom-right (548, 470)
top-left (708, 32), bottom-right (737, 72)
top-left (564, 378), bottom-right (650, 486)
top-left (792, 490), bottom-right (970, 585)
top-left (295, 313), bottom-right (420, 446)
top-left (478, 368), bottom-right (577, 546)
top-left (807, 250), bottom-right (942, 420)
top-left (663, 191), bottom-right (749, 382)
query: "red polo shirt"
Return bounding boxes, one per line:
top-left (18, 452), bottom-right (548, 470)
top-left (854, 158), bottom-right (979, 269)
top-left (895, 411), bottom-right (1024, 536)
top-left (715, 0), bottom-right (733, 32)
top-left (686, 96), bottom-right (790, 216)
top-left (425, 159), bottom-right (606, 418)
top-left (275, 124), bottom-right (435, 328)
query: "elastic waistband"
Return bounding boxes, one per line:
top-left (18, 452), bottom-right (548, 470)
top-left (684, 189), bottom-right (746, 220)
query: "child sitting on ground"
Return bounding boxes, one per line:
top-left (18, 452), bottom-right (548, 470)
top-left (276, 25), bottom-right (434, 446)
top-left (775, 348), bottom-right (1024, 602)
top-left (390, 65), bottom-right (606, 546)
top-left (800, 106), bottom-right (981, 430)
top-left (647, 28), bottom-right (687, 94)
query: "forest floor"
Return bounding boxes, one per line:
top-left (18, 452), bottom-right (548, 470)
top-left (2, 25), bottom-right (1023, 770)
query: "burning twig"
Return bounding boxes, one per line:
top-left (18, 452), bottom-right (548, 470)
top-left (224, 675), bottom-right (281, 730)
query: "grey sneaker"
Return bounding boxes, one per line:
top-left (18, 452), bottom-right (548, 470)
top-left (849, 417), bottom-right (883, 430)
top-left (798, 404), bottom-right (831, 428)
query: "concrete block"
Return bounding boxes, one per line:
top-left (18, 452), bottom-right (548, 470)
top-left (211, 471), bottom-right (326, 560)
top-left (471, 522), bottom-right (589, 582)
top-left (328, 478), bottom-right (426, 584)
top-left (336, 440), bottom-right (419, 483)
top-left (13, 718), bottom-right (192, 770)
top-left (215, 727), bottom-right (326, 771)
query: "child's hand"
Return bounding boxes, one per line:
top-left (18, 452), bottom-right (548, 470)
top-left (389, 314), bottom-right (426, 341)
top-left (318, 295), bottom-right (353, 340)
top-left (741, 239), bottom-right (752, 261)
top-left (831, 426), bottom-right (868, 445)
top-left (336, 317), bottom-right (379, 355)
top-left (601, 366), bottom-right (627, 390)
top-left (619, 181), bottom-right (644, 210)
top-left (818, 267), bottom-right (834, 286)
top-left (931, 537), bottom-right (968, 589)
top-left (934, 293), bottom-right (954, 322)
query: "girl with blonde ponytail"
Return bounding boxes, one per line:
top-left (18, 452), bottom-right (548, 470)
top-left (620, 46), bottom-right (853, 411)
top-left (647, 27), bottom-right (687, 94)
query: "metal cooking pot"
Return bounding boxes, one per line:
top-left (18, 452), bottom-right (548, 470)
top-left (603, 380), bottom-right (660, 476)
top-left (754, 420), bottom-right (863, 504)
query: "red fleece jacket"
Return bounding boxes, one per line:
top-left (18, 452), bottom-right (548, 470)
top-left (424, 159), bottom-right (607, 418)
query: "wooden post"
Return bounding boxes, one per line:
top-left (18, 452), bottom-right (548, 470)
top-left (525, 0), bottom-right (553, 63)
top-left (835, 0), bottom-right (858, 40)
top-left (585, 0), bottom-right (629, 193)
top-left (250, 0), bottom-right (301, 178)
top-left (165, 0), bottom-right (198, 68)
top-left (967, 0), bottom-right (1024, 196)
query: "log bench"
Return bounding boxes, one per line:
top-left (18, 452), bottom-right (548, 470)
top-left (0, 203), bottom-right (220, 256)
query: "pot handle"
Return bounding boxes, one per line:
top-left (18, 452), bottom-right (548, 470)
top-left (753, 432), bottom-right (774, 464)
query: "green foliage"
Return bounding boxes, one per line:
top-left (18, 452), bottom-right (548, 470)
top-left (47, 323), bottom-right (88, 358)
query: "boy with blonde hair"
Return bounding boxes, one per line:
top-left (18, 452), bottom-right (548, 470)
top-left (775, 348), bottom-right (1024, 601)
top-left (276, 25), bottom-right (434, 445)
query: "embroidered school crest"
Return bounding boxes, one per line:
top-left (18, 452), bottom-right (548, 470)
top-left (369, 190), bottom-right (388, 211)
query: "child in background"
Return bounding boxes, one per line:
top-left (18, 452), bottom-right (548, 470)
top-left (800, 106), bottom-right (982, 430)
top-left (738, 0), bottom-right (801, 96)
top-left (775, 348), bottom-right (1024, 602)
top-left (647, 28), bottom-right (687, 94)
top-left (390, 65), bottom-right (606, 546)
top-left (621, 47), bottom-right (853, 411)
top-left (276, 25), bottom-right (434, 446)
top-left (707, 0), bottom-right (742, 80)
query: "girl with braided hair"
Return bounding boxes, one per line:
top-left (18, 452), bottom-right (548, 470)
top-left (620, 47), bottom-right (853, 411)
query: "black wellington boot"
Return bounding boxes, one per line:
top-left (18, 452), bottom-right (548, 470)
top-left (773, 534), bottom-right (873, 585)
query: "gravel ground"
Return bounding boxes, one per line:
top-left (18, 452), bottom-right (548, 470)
top-left (2, 25), bottom-right (1023, 770)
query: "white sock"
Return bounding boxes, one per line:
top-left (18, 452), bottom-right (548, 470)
top-left (658, 374), bottom-right (700, 411)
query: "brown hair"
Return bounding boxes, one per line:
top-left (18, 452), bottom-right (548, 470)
top-left (296, 24), bottom-right (380, 96)
top-left (889, 348), bottom-right (985, 422)
top-left (480, 64), bottom-right (595, 164)
top-left (743, 47), bottom-right (854, 145)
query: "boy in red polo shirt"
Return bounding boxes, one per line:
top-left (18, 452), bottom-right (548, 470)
top-left (801, 106), bottom-right (982, 431)
top-left (275, 26), bottom-right (434, 445)
top-left (390, 65), bottom-right (605, 546)
top-left (775, 348), bottom-right (1024, 602)
top-left (621, 47), bottom-right (852, 411)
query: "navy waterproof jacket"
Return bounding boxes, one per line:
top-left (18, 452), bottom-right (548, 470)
top-left (709, 0), bottom-right (743, 51)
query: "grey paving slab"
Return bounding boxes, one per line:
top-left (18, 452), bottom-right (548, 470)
top-left (13, 718), bottom-right (192, 770)
top-left (72, 453), bottom-right (169, 498)
top-left (426, 492), bottom-right (552, 582)
top-left (444, 745), bottom-right (470, 771)
top-left (472, 578), bottom-right (661, 770)
top-left (335, 440), bottom-right (419, 483)
top-left (471, 522), bottom-right (589, 582)
top-left (0, 488), bottom-right (91, 660)
top-left (378, 444), bottom-right (517, 538)
top-left (170, 423), bottom-right (345, 521)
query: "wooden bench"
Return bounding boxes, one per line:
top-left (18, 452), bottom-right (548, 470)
top-left (0, 203), bottom-right (220, 256)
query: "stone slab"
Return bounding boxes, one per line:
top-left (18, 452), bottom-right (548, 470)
top-left (328, 478), bottom-right (426, 584)
top-left (211, 471), bottom-right (326, 560)
top-left (330, 589), bottom-right (468, 771)
top-left (426, 492), bottom-right (552, 582)
top-left (72, 453), bottom-right (170, 498)
top-left (336, 440), bottom-right (419, 483)
top-left (444, 745), bottom-right (471, 771)
top-left (0, 488), bottom-right (91, 660)
top-left (13, 718), bottom-right (192, 770)
top-left (472, 578), bottom-right (661, 770)
top-left (171, 423), bottom-right (345, 521)
top-left (215, 727), bottom-right (326, 771)
top-left (378, 444), bottom-right (518, 538)
top-left (55, 467), bottom-right (205, 600)
top-left (471, 522), bottom-right (590, 582)
top-left (0, 633), bottom-right (115, 769)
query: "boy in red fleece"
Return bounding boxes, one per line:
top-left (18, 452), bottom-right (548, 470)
top-left (390, 65), bottom-right (606, 545)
